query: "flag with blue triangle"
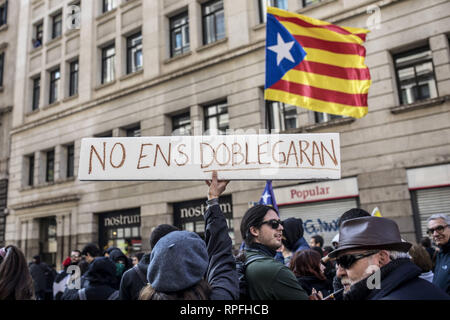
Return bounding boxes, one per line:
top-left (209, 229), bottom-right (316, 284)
top-left (259, 180), bottom-right (279, 214)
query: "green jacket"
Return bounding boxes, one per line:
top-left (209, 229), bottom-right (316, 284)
top-left (245, 249), bottom-right (309, 300)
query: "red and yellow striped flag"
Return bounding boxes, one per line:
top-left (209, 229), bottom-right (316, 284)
top-left (265, 7), bottom-right (371, 118)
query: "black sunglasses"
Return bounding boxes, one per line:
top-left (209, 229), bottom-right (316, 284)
top-left (336, 250), bottom-right (379, 269)
top-left (259, 219), bottom-right (283, 229)
top-left (427, 225), bottom-right (448, 236)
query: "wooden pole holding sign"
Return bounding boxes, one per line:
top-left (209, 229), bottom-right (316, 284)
top-left (78, 134), bottom-right (340, 180)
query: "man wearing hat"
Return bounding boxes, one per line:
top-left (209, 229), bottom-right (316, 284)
top-left (328, 216), bottom-right (449, 300)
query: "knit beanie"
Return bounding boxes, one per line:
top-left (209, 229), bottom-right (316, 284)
top-left (147, 230), bottom-right (208, 293)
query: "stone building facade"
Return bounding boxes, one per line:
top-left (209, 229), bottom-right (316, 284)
top-left (3, 0), bottom-right (450, 265)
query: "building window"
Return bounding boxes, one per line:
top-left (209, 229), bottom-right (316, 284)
top-left (259, 0), bottom-right (287, 23)
top-left (0, 52), bottom-right (4, 88)
top-left (202, 0), bottom-right (225, 45)
top-left (314, 112), bottom-right (342, 124)
top-left (69, 60), bottom-right (79, 96)
top-left (101, 44), bottom-right (115, 84)
top-left (126, 124), bottom-right (141, 137)
top-left (394, 46), bottom-right (438, 105)
top-left (303, 0), bottom-right (322, 7)
top-left (32, 76), bottom-right (40, 111)
top-left (46, 150), bottom-right (55, 183)
top-left (94, 131), bottom-right (113, 137)
top-left (204, 101), bottom-right (228, 134)
top-left (126, 32), bottom-right (142, 74)
top-left (33, 22), bottom-right (44, 48)
top-left (0, 1), bottom-right (7, 26)
top-left (27, 154), bottom-right (35, 186)
top-left (51, 12), bottom-right (62, 39)
top-left (49, 68), bottom-right (60, 104)
top-left (170, 11), bottom-right (189, 57)
top-left (67, 144), bottom-right (75, 178)
top-left (102, 0), bottom-right (117, 13)
top-left (172, 112), bottom-right (191, 135)
top-left (266, 101), bottom-right (298, 131)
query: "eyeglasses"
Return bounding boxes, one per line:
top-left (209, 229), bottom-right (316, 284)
top-left (259, 219), bottom-right (283, 229)
top-left (427, 225), bottom-right (448, 236)
top-left (336, 250), bottom-right (379, 269)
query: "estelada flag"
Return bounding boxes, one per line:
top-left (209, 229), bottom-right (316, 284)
top-left (265, 7), bottom-right (371, 118)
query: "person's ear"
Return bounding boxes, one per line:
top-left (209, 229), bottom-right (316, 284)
top-left (249, 226), bottom-right (260, 238)
top-left (377, 250), bottom-right (390, 267)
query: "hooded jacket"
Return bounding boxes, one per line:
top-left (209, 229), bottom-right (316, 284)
top-left (61, 257), bottom-right (119, 300)
top-left (119, 253), bottom-right (150, 300)
top-left (433, 240), bottom-right (450, 295)
top-left (343, 258), bottom-right (449, 300)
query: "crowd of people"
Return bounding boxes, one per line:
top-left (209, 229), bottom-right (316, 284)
top-left (0, 172), bottom-right (449, 300)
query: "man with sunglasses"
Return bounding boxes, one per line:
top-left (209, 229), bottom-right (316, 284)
top-left (240, 205), bottom-right (309, 300)
top-left (327, 216), bottom-right (449, 300)
top-left (427, 214), bottom-right (450, 295)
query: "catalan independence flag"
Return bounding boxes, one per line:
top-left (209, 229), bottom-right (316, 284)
top-left (265, 7), bottom-right (371, 118)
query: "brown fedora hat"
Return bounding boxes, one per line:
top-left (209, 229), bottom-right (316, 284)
top-left (328, 216), bottom-right (412, 258)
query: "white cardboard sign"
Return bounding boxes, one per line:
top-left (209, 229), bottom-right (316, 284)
top-left (78, 134), bottom-right (340, 180)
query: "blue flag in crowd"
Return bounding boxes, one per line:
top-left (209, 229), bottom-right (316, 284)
top-left (259, 180), bottom-right (279, 213)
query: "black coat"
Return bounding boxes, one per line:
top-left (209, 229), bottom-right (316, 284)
top-left (119, 253), bottom-right (150, 300)
top-left (344, 258), bottom-right (449, 300)
top-left (204, 204), bottom-right (239, 300)
top-left (61, 257), bottom-right (119, 300)
top-left (296, 275), bottom-right (332, 297)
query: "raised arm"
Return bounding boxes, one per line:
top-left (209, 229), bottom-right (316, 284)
top-left (203, 171), bottom-right (239, 300)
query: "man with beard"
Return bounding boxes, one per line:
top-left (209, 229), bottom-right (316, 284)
top-left (328, 216), bottom-right (449, 300)
top-left (427, 214), bottom-right (450, 295)
top-left (240, 205), bottom-right (309, 300)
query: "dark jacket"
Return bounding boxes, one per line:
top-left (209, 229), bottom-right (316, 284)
top-left (119, 253), bottom-right (150, 300)
top-left (344, 258), bottom-right (449, 300)
top-left (245, 244), bottom-right (309, 300)
top-left (29, 262), bottom-right (52, 297)
top-left (296, 275), bottom-right (332, 297)
top-left (108, 248), bottom-right (131, 289)
top-left (433, 241), bottom-right (450, 295)
top-left (61, 257), bottom-right (119, 300)
top-left (204, 204), bottom-right (239, 300)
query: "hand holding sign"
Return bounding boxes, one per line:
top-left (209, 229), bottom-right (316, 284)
top-left (205, 171), bottom-right (230, 200)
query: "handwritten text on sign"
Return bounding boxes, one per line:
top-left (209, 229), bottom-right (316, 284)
top-left (78, 134), bottom-right (340, 180)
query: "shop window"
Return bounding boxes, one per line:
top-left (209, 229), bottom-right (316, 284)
top-left (38, 217), bottom-right (57, 266)
top-left (98, 208), bottom-right (141, 255)
top-left (394, 46), bottom-right (438, 105)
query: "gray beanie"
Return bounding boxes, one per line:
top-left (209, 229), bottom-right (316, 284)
top-left (147, 230), bottom-right (208, 292)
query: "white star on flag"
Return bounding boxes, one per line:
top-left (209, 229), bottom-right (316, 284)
top-left (261, 191), bottom-right (271, 204)
top-left (268, 33), bottom-right (295, 66)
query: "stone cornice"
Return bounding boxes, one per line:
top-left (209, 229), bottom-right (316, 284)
top-left (10, 194), bottom-right (80, 211)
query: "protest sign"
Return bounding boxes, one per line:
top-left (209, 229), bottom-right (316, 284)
top-left (78, 134), bottom-right (340, 180)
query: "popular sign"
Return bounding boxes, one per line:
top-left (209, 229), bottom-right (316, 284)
top-left (78, 134), bottom-right (340, 180)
